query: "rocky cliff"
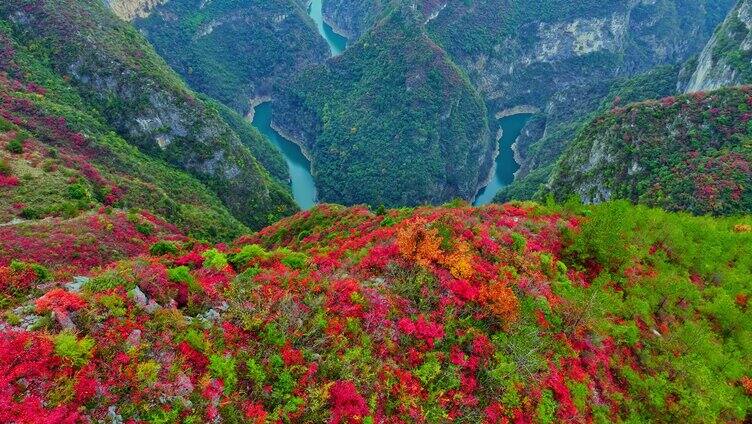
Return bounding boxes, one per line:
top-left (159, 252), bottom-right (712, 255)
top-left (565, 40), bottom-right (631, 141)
top-left (684, 0), bottom-right (752, 93)
top-left (1, 0), bottom-right (298, 230)
top-left (103, 0), bottom-right (165, 21)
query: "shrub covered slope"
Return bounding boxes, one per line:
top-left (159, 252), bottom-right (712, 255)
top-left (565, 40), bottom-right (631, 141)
top-left (0, 0), bottom-right (298, 230)
top-left (547, 86), bottom-right (752, 215)
top-left (1, 200), bottom-right (751, 422)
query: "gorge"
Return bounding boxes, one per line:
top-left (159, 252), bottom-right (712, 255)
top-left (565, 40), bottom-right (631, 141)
top-left (249, 0), bottom-right (349, 209)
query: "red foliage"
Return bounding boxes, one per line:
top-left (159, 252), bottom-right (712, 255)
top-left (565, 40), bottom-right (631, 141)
top-left (329, 381), bottom-right (368, 424)
top-left (0, 174), bottom-right (19, 187)
top-left (35, 288), bottom-right (86, 314)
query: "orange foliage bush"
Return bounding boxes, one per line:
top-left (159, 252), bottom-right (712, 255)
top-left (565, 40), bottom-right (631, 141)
top-left (480, 280), bottom-right (519, 324)
top-left (741, 376), bottom-right (752, 396)
top-left (396, 219), bottom-right (474, 279)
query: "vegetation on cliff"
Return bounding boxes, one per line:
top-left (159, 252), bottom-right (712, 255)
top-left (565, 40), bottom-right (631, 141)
top-left (0, 24), bottom-right (250, 240)
top-left (274, 6), bottom-right (492, 207)
top-left (546, 86), bottom-right (752, 215)
top-left (1, 200), bottom-right (751, 422)
top-left (0, 0), bottom-right (298, 230)
top-left (134, 0), bottom-right (329, 115)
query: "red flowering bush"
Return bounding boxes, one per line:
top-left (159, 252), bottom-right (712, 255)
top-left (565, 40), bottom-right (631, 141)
top-left (35, 288), bottom-right (86, 314)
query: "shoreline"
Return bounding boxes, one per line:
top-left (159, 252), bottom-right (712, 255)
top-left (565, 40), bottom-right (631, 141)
top-left (269, 120), bottom-right (319, 205)
top-left (474, 110), bottom-right (534, 203)
top-left (245, 95), bottom-right (272, 122)
top-left (472, 126), bottom-right (504, 203)
top-left (269, 120), bottom-right (315, 164)
top-left (495, 105), bottom-right (540, 119)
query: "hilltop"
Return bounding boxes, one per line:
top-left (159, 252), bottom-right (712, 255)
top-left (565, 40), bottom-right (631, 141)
top-left (1, 201), bottom-right (751, 422)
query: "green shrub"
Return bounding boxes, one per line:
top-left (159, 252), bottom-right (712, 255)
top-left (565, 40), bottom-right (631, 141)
top-left (10, 260), bottom-right (51, 282)
top-left (135, 222), bottom-right (154, 236)
top-left (208, 354), bottom-right (238, 393)
top-left (54, 331), bottom-right (95, 367)
top-left (277, 248), bottom-right (308, 269)
top-left (67, 183), bottom-right (88, 200)
top-left (0, 159), bottom-right (11, 176)
top-left (6, 138), bottom-right (23, 154)
top-left (20, 207), bottom-right (42, 219)
top-left (202, 248), bottom-right (228, 270)
top-left (228, 244), bottom-right (268, 268)
top-left (150, 240), bottom-right (180, 256)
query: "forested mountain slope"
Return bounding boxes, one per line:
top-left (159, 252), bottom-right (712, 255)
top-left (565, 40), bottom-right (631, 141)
top-left (273, 6), bottom-right (493, 207)
top-left (0, 0), bottom-right (297, 230)
top-left (131, 0), bottom-right (329, 116)
top-left (546, 86), bottom-right (752, 215)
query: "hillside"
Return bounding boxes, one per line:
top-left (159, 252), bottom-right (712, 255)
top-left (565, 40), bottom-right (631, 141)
top-left (494, 64), bottom-right (683, 202)
top-left (546, 86), bottom-right (752, 215)
top-left (131, 0), bottom-right (329, 116)
top-left (1, 200), bottom-right (751, 422)
top-left (0, 0), bottom-right (298, 230)
top-left (273, 6), bottom-right (493, 207)
top-left (0, 25), bottom-right (253, 240)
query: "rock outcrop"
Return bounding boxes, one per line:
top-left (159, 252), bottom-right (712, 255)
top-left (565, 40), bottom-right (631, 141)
top-left (103, 0), bottom-right (166, 21)
top-left (684, 0), bottom-right (752, 93)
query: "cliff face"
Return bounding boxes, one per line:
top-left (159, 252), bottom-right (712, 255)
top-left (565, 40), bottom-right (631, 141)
top-left (273, 7), bottom-right (493, 207)
top-left (428, 0), bottom-right (734, 189)
top-left (132, 0), bottom-right (329, 115)
top-left (684, 0), bottom-right (752, 93)
top-left (103, 0), bottom-right (166, 21)
top-left (322, 0), bottom-right (446, 40)
top-left (546, 86), bottom-right (752, 215)
top-left (1, 0), bottom-right (298, 230)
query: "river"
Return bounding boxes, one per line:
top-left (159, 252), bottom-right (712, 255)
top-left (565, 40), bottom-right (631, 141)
top-left (473, 114), bottom-right (532, 206)
top-left (308, 0), bottom-right (348, 56)
top-left (250, 1), bottom-right (347, 209)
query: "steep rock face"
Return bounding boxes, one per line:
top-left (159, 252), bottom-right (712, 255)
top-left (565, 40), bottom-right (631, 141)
top-left (426, 0), bottom-right (734, 199)
top-left (133, 0), bottom-right (329, 115)
top-left (1, 0), bottom-right (297, 230)
top-left (322, 0), bottom-right (446, 40)
top-left (273, 7), bottom-right (492, 207)
top-left (685, 0), bottom-right (752, 93)
top-left (103, 0), bottom-right (166, 20)
top-left (321, 0), bottom-right (386, 39)
top-left (546, 86), bottom-right (752, 215)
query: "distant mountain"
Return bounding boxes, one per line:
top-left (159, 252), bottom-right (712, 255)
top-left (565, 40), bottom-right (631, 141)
top-left (1, 0), bottom-right (297, 230)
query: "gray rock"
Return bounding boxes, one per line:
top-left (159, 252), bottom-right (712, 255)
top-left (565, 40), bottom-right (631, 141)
top-left (66, 276), bottom-right (90, 293)
top-left (129, 286), bottom-right (148, 307)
